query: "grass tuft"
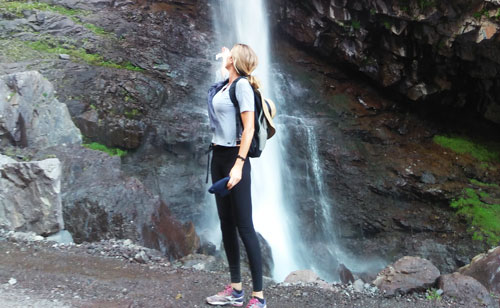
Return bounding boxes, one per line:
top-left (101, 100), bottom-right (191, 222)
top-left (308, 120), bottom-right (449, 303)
top-left (0, 1), bottom-right (84, 17)
top-left (451, 188), bottom-right (500, 246)
top-left (25, 38), bottom-right (143, 71)
top-left (83, 142), bottom-right (127, 157)
top-left (433, 135), bottom-right (500, 162)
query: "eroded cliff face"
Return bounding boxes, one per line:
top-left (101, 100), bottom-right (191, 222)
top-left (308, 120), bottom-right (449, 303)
top-left (269, 0), bottom-right (500, 124)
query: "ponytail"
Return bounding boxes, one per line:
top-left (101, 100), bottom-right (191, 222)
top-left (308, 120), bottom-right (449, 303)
top-left (248, 75), bottom-right (261, 90)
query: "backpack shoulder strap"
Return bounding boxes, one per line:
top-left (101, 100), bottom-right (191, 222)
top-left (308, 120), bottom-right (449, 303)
top-left (228, 76), bottom-right (245, 109)
top-left (229, 77), bottom-right (246, 142)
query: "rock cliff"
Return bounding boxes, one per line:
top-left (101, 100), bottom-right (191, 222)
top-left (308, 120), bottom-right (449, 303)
top-left (270, 0), bottom-right (500, 124)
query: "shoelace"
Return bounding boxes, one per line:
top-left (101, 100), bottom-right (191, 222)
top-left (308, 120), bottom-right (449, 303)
top-left (246, 298), bottom-right (260, 307)
top-left (218, 285), bottom-right (233, 296)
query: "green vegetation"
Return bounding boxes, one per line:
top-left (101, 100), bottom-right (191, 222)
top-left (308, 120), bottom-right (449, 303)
top-left (383, 20), bottom-right (392, 30)
top-left (351, 20), bottom-right (361, 30)
top-left (25, 38), bottom-right (143, 71)
top-left (369, 8), bottom-right (376, 16)
top-left (0, 39), bottom-right (42, 61)
top-left (426, 288), bottom-right (442, 301)
top-left (0, 1), bottom-right (113, 36)
top-left (433, 135), bottom-right (500, 162)
top-left (124, 109), bottom-right (140, 119)
top-left (473, 8), bottom-right (489, 20)
top-left (0, 0), bottom-right (83, 17)
top-left (451, 187), bottom-right (500, 246)
top-left (470, 179), bottom-right (500, 189)
top-left (83, 142), bottom-right (127, 157)
top-left (83, 23), bottom-right (109, 36)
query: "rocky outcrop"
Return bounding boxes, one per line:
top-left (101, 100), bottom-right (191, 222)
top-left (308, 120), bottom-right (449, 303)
top-left (31, 144), bottom-right (200, 259)
top-left (270, 0), bottom-right (500, 124)
top-left (0, 71), bottom-right (82, 149)
top-left (269, 41), bottom-right (493, 277)
top-left (438, 272), bottom-right (496, 308)
top-left (459, 246), bottom-right (500, 293)
top-left (0, 0), bottom-right (211, 259)
top-left (0, 0), bottom-right (215, 227)
top-left (0, 155), bottom-right (63, 235)
top-left (373, 256), bottom-right (440, 296)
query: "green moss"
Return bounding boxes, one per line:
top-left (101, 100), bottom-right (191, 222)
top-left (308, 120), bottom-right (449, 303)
top-left (351, 20), bottom-right (361, 30)
top-left (470, 179), bottom-right (500, 189)
top-left (84, 23), bottom-right (110, 36)
top-left (433, 135), bottom-right (500, 162)
top-left (0, 1), bottom-right (84, 17)
top-left (451, 188), bottom-right (500, 246)
top-left (473, 8), bottom-right (489, 20)
top-left (383, 20), bottom-right (391, 30)
top-left (124, 109), bottom-right (140, 119)
top-left (83, 142), bottom-right (127, 157)
top-left (25, 38), bottom-right (143, 71)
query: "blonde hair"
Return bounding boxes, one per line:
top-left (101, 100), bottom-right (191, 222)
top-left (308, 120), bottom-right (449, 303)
top-left (231, 44), bottom-right (261, 90)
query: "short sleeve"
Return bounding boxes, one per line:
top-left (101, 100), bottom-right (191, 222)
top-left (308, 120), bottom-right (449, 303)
top-left (235, 78), bottom-right (255, 112)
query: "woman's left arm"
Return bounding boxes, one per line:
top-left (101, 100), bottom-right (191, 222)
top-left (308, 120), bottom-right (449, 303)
top-left (227, 111), bottom-right (254, 190)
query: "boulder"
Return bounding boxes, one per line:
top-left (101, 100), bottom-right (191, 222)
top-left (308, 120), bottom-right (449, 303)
top-left (0, 71), bottom-right (81, 149)
top-left (0, 155), bottom-right (63, 235)
top-left (36, 144), bottom-right (199, 259)
top-left (438, 273), bottom-right (496, 308)
top-left (459, 246), bottom-right (500, 293)
top-left (338, 263), bottom-right (355, 284)
top-left (284, 269), bottom-right (320, 283)
top-left (239, 233), bottom-right (274, 277)
top-left (373, 256), bottom-right (440, 296)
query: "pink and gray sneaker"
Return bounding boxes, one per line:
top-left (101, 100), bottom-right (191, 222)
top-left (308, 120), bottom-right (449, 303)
top-left (245, 297), bottom-right (267, 308)
top-left (206, 285), bottom-right (245, 306)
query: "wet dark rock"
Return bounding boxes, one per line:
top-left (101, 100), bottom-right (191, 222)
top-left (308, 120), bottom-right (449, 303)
top-left (33, 144), bottom-right (199, 259)
top-left (338, 264), bottom-right (355, 284)
top-left (420, 172), bottom-right (436, 184)
top-left (438, 273), bottom-right (496, 308)
top-left (459, 246), bottom-right (500, 293)
top-left (197, 238), bottom-right (216, 256)
top-left (373, 256), bottom-right (440, 296)
top-left (229, 232), bottom-right (274, 277)
top-left (269, 0), bottom-right (500, 124)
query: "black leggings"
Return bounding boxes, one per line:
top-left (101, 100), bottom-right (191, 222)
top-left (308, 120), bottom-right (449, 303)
top-left (211, 146), bottom-right (263, 292)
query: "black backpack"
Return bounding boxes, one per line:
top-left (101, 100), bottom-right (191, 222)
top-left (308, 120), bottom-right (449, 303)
top-left (229, 77), bottom-right (272, 158)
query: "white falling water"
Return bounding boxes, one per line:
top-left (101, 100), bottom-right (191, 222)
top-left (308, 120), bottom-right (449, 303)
top-left (210, 0), bottom-right (304, 281)
top-left (208, 0), bottom-right (365, 282)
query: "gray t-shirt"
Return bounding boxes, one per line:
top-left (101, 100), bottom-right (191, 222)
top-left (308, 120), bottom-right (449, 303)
top-left (211, 78), bottom-right (255, 146)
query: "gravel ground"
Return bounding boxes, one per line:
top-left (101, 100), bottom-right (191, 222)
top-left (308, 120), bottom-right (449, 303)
top-left (0, 234), bottom-right (484, 308)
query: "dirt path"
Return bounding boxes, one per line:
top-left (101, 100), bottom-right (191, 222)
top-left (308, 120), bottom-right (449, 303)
top-left (0, 239), bottom-right (470, 308)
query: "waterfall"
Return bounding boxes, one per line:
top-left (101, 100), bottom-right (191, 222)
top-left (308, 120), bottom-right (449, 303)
top-left (208, 0), bottom-right (349, 282)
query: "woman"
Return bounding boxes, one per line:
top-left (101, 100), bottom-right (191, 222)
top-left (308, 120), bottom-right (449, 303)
top-left (205, 44), bottom-right (266, 308)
